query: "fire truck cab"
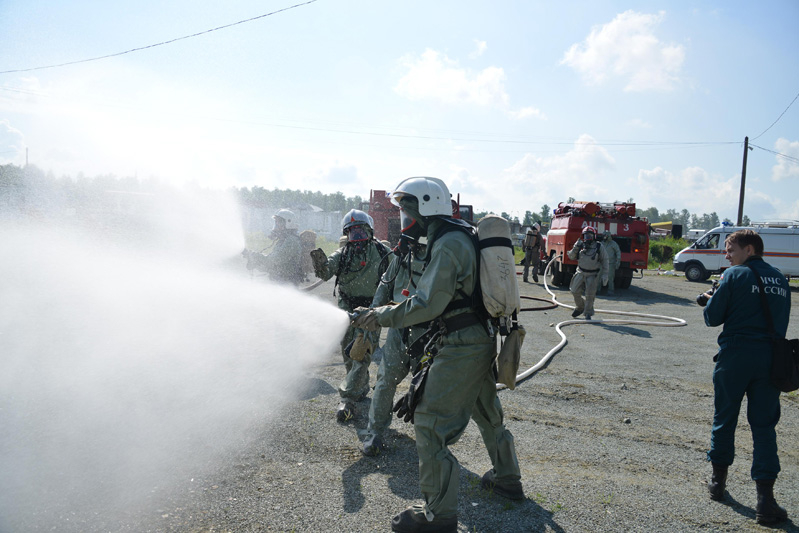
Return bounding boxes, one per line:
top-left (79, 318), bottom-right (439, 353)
top-left (362, 189), bottom-right (473, 245)
top-left (545, 201), bottom-right (649, 289)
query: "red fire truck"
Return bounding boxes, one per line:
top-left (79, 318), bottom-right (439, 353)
top-left (545, 201), bottom-right (649, 289)
top-left (362, 189), bottom-right (474, 244)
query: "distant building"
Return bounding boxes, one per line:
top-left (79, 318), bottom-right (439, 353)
top-left (240, 202), bottom-right (341, 240)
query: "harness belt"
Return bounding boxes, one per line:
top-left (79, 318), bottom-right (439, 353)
top-left (406, 312), bottom-right (483, 360)
top-left (580, 267), bottom-right (599, 273)
top-left (441, 312), bottom-right (483, 334)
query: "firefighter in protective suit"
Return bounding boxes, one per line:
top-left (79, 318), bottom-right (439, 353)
top-left (242, 209), bottom-right (304, 284)
top-left (602, 230), bottom-right (621, 296)
top-left (567, 226), bottom-right (608, 320)
top-left (522, 225), bottom-right (542, 283)
top-left (310, 210), bottom-right (390, 422)
top-left (359, 237), bottom-right (427, 456)
top-left (353, 177), bottom-right (522, 533)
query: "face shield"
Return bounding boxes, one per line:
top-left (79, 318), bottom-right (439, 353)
top-left (400, 207), bottom-right (425, 241)
top-left (582, 230), bottom-right (595, 242)
top-left (272, 216), bottom-right (287, 232)
top-left (346, 224), bottom-right (370, 242)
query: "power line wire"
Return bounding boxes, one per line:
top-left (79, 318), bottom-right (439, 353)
top-left (0, 0), bottom-right (318, 75)
top-left (750, 143), bottom-right (799, 165)
top-left (751, 89), bottom-right (799, 141)
top-left (0, 84), bottom-right (740, 149)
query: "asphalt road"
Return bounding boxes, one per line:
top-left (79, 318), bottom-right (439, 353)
top-left (47, 270), bottom-right (799, 532)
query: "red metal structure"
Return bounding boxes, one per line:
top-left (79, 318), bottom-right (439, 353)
top-left (363, 189), bottom-right (473, 245)
top-left (545, 201), bottom-right (649, 289)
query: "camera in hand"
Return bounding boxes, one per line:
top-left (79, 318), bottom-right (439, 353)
top-left (696, 280), bottom-right (719, 307)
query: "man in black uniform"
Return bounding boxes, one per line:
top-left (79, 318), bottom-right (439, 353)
top-left (702, 229), bottom-right (791, 525)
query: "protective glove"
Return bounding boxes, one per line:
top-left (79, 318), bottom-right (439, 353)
top-left (347, 331), bottom-right (373, 362)
top-left (310, 248), bottom-right (327, 277)
top-left (574, 239), bottom-right (584, 249)
top-left (392, 363), bottom-right (430, 424)
top-left (351, 306), bottom-right (380, 332)
top-left (602, 275), bottom-right (609, 286)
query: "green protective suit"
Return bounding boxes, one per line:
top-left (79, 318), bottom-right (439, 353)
top-left (316, 240), bottom-right (389, 400)
top-left (604, 238), bottom-right (621, 294)
top-left (250, 232), bottom-right (304, 284)
top-left (567, 239), bottom-right (609, 317)
top-left (361, 250), bottom-right (427, 442)
top-left (374, 219), bottom-right (521, 520)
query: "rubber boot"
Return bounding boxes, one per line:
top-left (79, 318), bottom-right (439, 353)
top-left (362, 434), bottom-right (384, 456)
top-left (480, 469), bottom-right (524, 501)
top-left (755, 479), bottom-right (788, 525)
top-left (708, 462), bottom-right (727, 501)
top-left (336, 401), bottom-right (355, 423)
top-left (571, 308), bottom-right (583, 318)
top-left (391, 505), bottom-right (457, 533)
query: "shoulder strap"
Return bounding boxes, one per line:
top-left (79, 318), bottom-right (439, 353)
top-left (426, 219), bottom-right (485, 315)
top-left (745, 263), bottom-right (777, 337)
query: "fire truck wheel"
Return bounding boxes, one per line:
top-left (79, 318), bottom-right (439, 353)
top-left (551, 260), bottom-right (565, 286)
top-left (684, 263), bottom-right (707, 283)
top-left (618, 274), bottom-right (633, 289)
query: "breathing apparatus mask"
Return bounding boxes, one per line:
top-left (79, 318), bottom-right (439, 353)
top-left (345, 224), bottom-right (371, 252)
top-left (582, 230), bottom-right (595, 243)
top-left (269, 216), bottom-right (287, 240)
top-left (399, 197), bottom-right (426, 240)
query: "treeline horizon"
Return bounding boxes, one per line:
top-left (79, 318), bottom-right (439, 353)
top-left (1, 163), bottom-right (749, 230)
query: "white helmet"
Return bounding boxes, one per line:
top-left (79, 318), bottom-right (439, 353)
top-left (341, 209), bottom-right (373, 232)
top-left (390, 177), bottom-right (451, 217)
top-left (273, 209), bottom-right (298, 230)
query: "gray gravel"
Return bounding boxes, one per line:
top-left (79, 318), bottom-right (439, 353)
top-left (41, 272), bottom-right (799, 532)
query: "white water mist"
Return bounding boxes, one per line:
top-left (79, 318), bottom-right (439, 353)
top-left (0, 191), bottom-right (347, 531)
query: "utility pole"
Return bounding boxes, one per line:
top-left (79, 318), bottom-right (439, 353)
top-left (736, 136), bottom-right (749, 226)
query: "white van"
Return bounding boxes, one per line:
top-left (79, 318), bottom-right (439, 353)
top-left (686, 228), bottom-right (707, 241)
top-left (673, 223), bottom-right (799, 282)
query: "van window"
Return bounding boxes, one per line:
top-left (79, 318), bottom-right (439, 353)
top-left (695, 233), bottom-right (720, 250)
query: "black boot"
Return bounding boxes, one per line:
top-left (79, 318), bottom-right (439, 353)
top-left (481, 469), bottom-right (525, 500)
top-left (362, 434), bottom-right (384, 456)
top-left (708, 462), bottom-right (727, 501)
top-left (336, 401), bottom-right (355, 423)
top-left (755, 479), bottom-right (788, 525)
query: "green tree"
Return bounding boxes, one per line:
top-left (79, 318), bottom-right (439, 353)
top-left (539, 204), bottom-right (551, 223)
top-left (522, 210), bottom-right (535, 226)
top-left (638, 206), bottom-right (660, 222)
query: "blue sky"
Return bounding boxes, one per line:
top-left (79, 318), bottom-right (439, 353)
top-left (1, 0), bottom-right (797, 223)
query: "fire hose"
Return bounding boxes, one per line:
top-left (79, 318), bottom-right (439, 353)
top-left (499, 255), bottom-right (687, 390)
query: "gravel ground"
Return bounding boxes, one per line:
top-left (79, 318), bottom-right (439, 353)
top-left (45, 271), bottom-right (799, 532)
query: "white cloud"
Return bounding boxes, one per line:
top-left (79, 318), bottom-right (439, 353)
top-left (396, 49), bottom-right (509, 107)
top-left (771, 138), bottom-right (799, 181)
top-left (395, 48), bottom-right (544, 120)
top-left (508, 106), bottom-right (547, 120)
top-left (448, 135), bottom-right (615, 216)
top-left (561, 10), bottom-right (685, 92)
top-left (631, 166), bottom-right (789, 221)
top-left (470, 39), bottom-right (487, 59)
top-left (634, 166), bottom-right (736, 212)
